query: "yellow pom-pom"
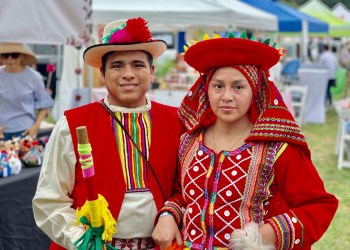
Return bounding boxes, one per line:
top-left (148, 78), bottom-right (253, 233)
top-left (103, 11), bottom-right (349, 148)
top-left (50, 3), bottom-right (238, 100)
top-left (213, 33), bottom-right (221, 39)
top-left (189, 40), bottom-right (198, 45)
top-left (202, 34), bottom-right (210, 40)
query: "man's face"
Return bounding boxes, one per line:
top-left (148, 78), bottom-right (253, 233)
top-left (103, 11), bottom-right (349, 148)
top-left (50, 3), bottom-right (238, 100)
top-left (101, 50), bottom-right (154, 108)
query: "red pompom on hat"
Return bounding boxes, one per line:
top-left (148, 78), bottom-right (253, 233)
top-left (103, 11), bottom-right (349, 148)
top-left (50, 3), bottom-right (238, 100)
top-left (84, 17), bottom-right (167, 68)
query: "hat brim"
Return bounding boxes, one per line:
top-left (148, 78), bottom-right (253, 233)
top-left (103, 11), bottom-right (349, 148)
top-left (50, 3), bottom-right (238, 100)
top-left (0, 43), bottom-right (37, 65)
top-left (184, 38), bottom-right (280, 73)
top-left (83, 40), bottom-right (167, 68)
top-left (20, 55), bottom-right (37, 66)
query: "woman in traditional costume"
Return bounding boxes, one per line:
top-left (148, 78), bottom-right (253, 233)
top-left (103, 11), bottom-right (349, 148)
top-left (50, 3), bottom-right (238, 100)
top-left (153, 33), bottom-right (338, 250)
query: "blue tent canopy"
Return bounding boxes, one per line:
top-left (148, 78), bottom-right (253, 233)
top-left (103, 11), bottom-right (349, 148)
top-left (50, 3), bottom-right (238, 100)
top-left (241, 0), bottom-right (329, 33)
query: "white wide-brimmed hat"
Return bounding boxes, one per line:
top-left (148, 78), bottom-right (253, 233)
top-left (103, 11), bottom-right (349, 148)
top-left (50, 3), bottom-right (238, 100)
top-left (84, 17), bottom-right (167, 68)
top-left (0, 42), bottom-right (37, 65)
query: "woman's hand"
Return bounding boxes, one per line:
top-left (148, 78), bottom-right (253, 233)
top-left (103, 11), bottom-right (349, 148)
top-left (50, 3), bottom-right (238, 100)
top-left (152, 214), bottom-right (183, 250)
top-left (0, 125), bottom-right (5, 139)
top-left (22, 124), bottom-right (40, 138)
top-left (22, 108), bottom-right (49, 138)
top-left (258, 223), bottom-right (276, 247)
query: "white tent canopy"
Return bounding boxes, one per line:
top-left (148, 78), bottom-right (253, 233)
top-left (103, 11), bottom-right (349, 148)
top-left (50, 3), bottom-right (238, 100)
top-left (92, 0), bottom-right (278, 32)
top-left (52, 0), bottom-right (278, 120)
top-left (332, 2), bottom-right (350, 23)
top-left (0, 0), bottom-right (91, 45)
top-left (0, 0), bottom-right (92, 121)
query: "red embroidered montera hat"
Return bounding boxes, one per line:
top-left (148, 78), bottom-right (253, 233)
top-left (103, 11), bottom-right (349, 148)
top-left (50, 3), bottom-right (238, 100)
top-left (179, 32), bottom-right (310, 158)
top-left (183, 32), bottom-right (281, 73)
top-left (84, 17), bottom-right (167, 68)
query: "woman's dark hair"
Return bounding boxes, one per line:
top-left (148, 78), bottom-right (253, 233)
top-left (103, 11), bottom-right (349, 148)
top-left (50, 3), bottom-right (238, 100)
top-left (101, 50), bottom-right (153, 75)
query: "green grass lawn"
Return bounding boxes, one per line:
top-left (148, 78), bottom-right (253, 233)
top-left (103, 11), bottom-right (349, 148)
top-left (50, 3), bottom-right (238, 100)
top-left (301, 109), bottom-right (350, 249)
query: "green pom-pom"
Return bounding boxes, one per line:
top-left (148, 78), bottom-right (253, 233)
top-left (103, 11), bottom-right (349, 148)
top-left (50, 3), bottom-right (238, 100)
top-left (240, 30), bottom-right (247, 39)
top-left (272, 42), bottom-right (277, 48)
top-left (263, 38), bottom-right (270, 45)
top-left (250, 35), bottom-right (256, 41)
top-left (228, 32), bottom-right (235, 38)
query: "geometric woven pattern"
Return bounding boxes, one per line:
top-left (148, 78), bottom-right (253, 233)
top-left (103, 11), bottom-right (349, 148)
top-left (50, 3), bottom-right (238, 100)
top-left (180, 130), bottom-right (279, 249)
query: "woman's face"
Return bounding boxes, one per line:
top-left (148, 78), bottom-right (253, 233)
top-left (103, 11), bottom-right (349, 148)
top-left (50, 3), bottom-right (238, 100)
top-left (1, 53), bottom-right (22, 68)
top-left (207, 67), bottom-right (253, 124)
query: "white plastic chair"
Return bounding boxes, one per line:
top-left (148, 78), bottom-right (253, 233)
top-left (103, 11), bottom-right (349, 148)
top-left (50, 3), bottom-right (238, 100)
top-left (334, 100), bottom-right (350, 170)
top-left (284, 85), bottom-right (308, 126)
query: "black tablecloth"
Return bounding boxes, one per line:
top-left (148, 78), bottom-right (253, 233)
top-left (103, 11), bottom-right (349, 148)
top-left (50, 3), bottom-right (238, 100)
top-left (0, 167), bottom-right (51, 250)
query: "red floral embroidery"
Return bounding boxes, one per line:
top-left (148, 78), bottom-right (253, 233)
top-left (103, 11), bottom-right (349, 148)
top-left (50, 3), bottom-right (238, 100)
top-left (118, 239), bottom-right (135, 249)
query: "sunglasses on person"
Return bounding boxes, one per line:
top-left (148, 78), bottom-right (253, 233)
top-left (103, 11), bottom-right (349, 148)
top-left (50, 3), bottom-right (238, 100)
top-left (1, 53), bottom-right (20, 59)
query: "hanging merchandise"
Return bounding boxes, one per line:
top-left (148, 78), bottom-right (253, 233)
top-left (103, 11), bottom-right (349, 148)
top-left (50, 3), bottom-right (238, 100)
top-left (46, 63), bottom-right (56, 96)
top-left (74, 43), bottom-right (83, 102)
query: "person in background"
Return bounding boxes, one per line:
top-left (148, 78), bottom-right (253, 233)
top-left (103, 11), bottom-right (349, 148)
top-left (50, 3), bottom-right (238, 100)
top-left (318, 44), bottom-right (338, 107)
top-left (340, 42), bottom-right (350, 68)
top-left (152, 32), bottom-right (338, 250)
top-left (32, 17), bottom-right (184, 250)
top-left (340, 41), bottom-right (350, 97)
top-left (0, 43), bottom-right (53, 140)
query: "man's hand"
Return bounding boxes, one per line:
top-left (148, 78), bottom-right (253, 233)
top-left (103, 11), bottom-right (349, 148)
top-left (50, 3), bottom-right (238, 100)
top-left (152, 214), bottom-right (183, 250)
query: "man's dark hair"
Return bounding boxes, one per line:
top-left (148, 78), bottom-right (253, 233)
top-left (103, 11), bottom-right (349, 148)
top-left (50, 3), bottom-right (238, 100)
top-left (101, 50), bottom-right (153, 75)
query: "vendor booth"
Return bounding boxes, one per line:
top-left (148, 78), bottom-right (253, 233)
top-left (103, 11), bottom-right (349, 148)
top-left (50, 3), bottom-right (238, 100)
top-left (241, 0), bottom-right (329, 62)
top-left (299, 0), bottom-right (350, 37)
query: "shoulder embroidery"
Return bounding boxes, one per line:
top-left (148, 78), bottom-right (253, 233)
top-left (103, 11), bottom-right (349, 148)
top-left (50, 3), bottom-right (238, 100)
top-left (274, 142), bottom-right (288, 162)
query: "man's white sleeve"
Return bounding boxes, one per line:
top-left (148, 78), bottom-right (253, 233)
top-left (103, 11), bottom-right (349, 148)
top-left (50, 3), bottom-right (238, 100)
top-left (32, 116), bottom-right (84, 249)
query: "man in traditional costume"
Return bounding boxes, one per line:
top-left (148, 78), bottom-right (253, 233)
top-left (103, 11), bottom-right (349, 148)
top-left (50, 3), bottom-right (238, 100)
top-left (33, 17), bottom-right (183, 250)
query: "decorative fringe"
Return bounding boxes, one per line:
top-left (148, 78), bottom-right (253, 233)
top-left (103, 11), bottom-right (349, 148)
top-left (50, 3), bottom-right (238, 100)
top-left (74, 194), bottom-right (117, 242)
top-left (229, 222), bottom-right (275, 250)
top-left (73, 216), bottom-right (117, 250)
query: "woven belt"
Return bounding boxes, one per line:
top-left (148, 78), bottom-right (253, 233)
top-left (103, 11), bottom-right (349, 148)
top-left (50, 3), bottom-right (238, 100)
top-left (111, 237), bottom-right (156, 250)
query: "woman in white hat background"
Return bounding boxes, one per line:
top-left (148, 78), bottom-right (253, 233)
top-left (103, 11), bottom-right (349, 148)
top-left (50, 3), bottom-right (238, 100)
top-left (0, 42), bottom-right (53, 140)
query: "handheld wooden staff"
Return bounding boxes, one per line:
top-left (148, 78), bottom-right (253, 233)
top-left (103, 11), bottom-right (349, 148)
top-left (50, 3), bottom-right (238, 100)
top-left (73, 126), bottom-right (117, 250)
